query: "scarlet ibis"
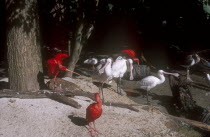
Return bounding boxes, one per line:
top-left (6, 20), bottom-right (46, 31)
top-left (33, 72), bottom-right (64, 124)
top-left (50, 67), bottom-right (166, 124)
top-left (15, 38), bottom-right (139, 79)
top-left (181, 54), bottom-right (200, 82)
top-left (86, 93), bottom-right (102, 135)
top-left (121, 49), bottom-right (140, 65)
top-left (46, 53), bottom-right (81, 89)
top-left (111, 56), bottom-right (134, 95)
top-left (137, 70), bottom-right (179, 104)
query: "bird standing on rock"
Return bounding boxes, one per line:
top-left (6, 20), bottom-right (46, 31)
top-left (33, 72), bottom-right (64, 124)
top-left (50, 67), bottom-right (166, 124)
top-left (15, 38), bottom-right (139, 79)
top-left (137, 70), bottom-right (179, 104)
top-left (86, 93), bottom-right (102, 135)
top-left (46, 53), bottom-right (81, 89)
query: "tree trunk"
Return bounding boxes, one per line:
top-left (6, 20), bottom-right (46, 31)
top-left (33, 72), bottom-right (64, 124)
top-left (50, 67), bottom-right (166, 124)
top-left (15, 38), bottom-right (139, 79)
top-left (65, 23), bottom-right (84, 77)
top-left (6, 0), bottom-right (44, 91)
top-left (65, 22), bottom-right (94, 77)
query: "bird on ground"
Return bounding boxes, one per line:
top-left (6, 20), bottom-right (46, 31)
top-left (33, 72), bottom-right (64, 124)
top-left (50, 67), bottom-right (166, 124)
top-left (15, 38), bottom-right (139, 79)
top-left (111, 56), bottom-right (134, 95)
top-left (121, 49), bottom-right (140, 65)
top-left (46, 53), bottom-right (81, 89)
top-left (86, 93), bottom-right (102, 135)
top-left (92, 58), bottom-right (113, 101)
top-left (137, 70), bottom-right (179, 104)
top-left (180, 54), bottom-right (200, 82)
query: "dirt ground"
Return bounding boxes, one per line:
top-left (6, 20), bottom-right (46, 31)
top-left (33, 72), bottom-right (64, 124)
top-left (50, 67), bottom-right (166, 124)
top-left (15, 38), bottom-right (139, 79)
top-left (0, 73), bottom-right (208, 137)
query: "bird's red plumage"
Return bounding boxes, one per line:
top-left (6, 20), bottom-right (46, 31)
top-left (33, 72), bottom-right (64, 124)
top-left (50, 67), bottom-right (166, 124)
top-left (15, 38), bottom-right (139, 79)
top-left (46, 53), bottom-right (69, 78)
top-left (121, 49), bottom-right (140, 64)
top-left (86, 93), bottom-right (102, 123)
top-left (86, 103), bottom-right (102, 123)
top-left (121, 49), bottom-right (136, 58)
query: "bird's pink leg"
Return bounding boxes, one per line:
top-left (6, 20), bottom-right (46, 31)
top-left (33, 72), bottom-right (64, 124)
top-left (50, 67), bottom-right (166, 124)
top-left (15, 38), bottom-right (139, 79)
top-left (87, 122), bottom-right (97, 136)
top-left (93, 121), bottom-right (101, 134)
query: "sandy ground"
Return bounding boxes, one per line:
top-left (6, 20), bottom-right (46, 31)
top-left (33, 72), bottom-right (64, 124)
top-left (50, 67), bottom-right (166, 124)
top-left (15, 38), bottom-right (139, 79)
top-left (0, 76), bottom-right (185, 137)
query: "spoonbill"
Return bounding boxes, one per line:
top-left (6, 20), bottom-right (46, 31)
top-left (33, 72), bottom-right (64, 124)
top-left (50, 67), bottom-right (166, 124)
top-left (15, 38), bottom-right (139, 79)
top-left (92, 58), bottom-right (113, 101)
top-left (137, 70), bottom-right (179, 104)
top-left (181, 54), bottom-right (200, 82)
top-left (86, 93), bottom-right (102, 135)
top-left (111, 56), bottom-right (134, 95)
top-left (84, 58), bottom-right (98, 70)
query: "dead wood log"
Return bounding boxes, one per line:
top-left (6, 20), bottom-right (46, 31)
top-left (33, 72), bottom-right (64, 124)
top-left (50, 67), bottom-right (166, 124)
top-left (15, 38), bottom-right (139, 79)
top-left (0, 89), bottom-right (89, 109)
top-left (45, 92), bottom-right (81, 109)
top-left (169, 73), bottom-right (210, 124)
top-left (168, 114), bottom-right (210, 132)
top-left (0, 88), bottom-right (140, 111)
top-left (0, 89), bottom-right (74, 98)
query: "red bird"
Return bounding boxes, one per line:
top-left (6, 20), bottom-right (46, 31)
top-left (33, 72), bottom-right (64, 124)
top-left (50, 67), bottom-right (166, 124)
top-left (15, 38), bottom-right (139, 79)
top-left (86, 93), bottom-right (102, 135)
top-left (121, 49), bottom-right (140, 65)
top-left (46, 53), bottom-right (80, 89)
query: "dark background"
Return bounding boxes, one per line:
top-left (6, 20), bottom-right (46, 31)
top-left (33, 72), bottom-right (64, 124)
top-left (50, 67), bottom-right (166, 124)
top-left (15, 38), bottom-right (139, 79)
top-left (1, 0), bottom-right (210, 69)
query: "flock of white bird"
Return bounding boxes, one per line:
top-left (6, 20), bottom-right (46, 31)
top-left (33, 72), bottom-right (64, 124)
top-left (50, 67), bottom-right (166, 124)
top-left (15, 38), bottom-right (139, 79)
top-left (83, 53), bottom-right (210, 104)
top-left (84, 56), bottom-right (179, 104)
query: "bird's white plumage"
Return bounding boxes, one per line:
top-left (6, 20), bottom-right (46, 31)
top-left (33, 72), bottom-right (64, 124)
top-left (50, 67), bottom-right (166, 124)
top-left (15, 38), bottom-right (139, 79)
top-left (93, 58), bottom-right (113, 83)
top-left (138, 70), bottom-right (166, 91)
top-left (137, 70), bottom-right (179, 104)
top-left (111, 56), bottom-right (127, 78)
top-left (84, 58), bottom-right (98, 65)
top-left (96, 59), bottom-right (106, 71)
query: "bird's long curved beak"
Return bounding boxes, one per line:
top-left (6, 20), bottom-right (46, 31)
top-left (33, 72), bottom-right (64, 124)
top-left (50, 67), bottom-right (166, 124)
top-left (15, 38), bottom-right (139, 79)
top-left (66, 69), bottom-right (81, 76)
top-left (99, 61), bottom-right (110, 74)
top-left (163, 71), bottom-right (179, 77)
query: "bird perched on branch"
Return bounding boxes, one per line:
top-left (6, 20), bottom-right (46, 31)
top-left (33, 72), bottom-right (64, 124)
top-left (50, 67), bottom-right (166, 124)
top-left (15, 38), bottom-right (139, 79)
top-left (46, 53), bottom-right (81, 89)
top-left (137, 70), bottom-right (179, 104)
top-left (86, 93), bottom-right (102, 135)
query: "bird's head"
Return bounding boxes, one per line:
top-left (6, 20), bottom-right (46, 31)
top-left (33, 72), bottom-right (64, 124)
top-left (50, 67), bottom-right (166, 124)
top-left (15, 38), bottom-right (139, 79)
top-left (55, 53), bottom-right (69, 60)
top-left (158, 70), bottom-right (164, 75)
top-left (158, 70), bottom-right (179, 77)
top-left (107, 57), bottom-right (113, 63)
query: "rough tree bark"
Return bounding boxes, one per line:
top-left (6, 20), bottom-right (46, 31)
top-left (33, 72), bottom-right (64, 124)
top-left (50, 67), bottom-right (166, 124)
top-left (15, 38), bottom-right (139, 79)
top-left (6, 0), bottom-right (44, 91)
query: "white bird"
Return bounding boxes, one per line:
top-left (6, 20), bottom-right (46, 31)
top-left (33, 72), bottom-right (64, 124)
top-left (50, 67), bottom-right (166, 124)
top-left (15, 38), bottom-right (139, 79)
top-left (137, 70), bottom-right (179, 104)
top-left (92, 58), bottom-right (113, 101)
top-left (181, 54), bottom-right (200, 82)
top-left (84, 58), bottom-right (98, 70)
top-left (111, 56), bottom-right (134, 95)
